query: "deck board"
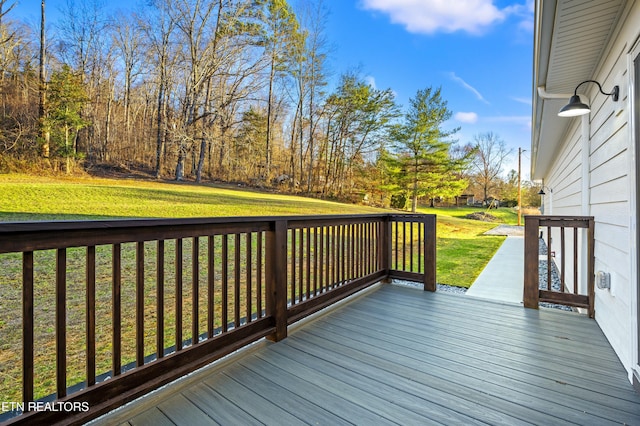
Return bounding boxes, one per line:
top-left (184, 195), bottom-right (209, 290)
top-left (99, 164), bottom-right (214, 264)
top-left (96, 284), bottom-right (640, 426)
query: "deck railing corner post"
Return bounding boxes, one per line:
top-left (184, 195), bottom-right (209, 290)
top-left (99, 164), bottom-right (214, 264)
top-left (266, 219), bottom-right (288, 342)
top-left (523, 215), bottom-right (540, 310)
top-left (423, 214), bottom-right (436, 292)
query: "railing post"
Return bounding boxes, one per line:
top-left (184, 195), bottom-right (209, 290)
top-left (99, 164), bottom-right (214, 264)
top-left (266, 219), bottom-right (288, 342)
top-left (423, 215), bottom-right (436, 292)
top-left (587, 218), bottom-right (595, 318)
top-left (523, 215), bottom-right (540, 309)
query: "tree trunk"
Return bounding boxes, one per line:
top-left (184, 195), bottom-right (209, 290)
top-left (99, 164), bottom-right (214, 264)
top-left (196, 80), bottom-right (211, 183)
top-left (39, 0), bottom-right (49, 158)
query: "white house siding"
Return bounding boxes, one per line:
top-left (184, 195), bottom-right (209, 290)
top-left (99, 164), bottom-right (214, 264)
top-left (540, 3), bottom-right (640, 379)
top-left (544, 125), bottom-right (582, 214)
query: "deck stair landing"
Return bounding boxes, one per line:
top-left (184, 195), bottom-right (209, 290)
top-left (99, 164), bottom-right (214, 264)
top-left (94, 284), bottom-right (640, 425)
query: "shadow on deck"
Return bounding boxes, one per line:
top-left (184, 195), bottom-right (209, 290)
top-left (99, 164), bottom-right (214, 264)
top-left (92, 284), bottom-right (640, 425)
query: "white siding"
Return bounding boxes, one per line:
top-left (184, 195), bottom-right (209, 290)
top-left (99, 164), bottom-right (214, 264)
top-left (546, 124), bottom-right (583, 214)
top-left (542, 2), bottom-right (640, 379)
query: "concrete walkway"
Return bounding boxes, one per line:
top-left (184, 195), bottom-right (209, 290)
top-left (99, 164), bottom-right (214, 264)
top-left (465, 236), bottom-right (524, 304)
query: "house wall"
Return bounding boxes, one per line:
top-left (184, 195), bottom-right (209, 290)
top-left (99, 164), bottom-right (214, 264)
top-left (542, 3), bottom-right (640, 380)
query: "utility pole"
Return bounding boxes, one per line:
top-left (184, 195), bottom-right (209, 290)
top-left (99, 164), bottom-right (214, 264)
top-left (517, 147), bottom-right (524, 226)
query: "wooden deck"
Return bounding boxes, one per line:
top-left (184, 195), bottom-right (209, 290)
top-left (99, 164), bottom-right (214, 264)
top-left (93, 284), bottom-right (640, 426)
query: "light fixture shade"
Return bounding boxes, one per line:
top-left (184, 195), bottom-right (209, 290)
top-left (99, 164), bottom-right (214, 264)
top-left (537, 189), bottom-right (545, 195)
top-left (558, 95), bottom-right (590, 117)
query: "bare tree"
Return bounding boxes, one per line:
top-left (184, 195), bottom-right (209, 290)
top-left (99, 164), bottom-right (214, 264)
top-left (112, 12), bottom-right (145, 147)
top-left (469, 132), bottom-right (512, 204)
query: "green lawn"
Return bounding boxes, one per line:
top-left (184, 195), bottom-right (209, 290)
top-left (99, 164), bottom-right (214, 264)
top-left (0, 174), bottom-right (516, 289)
top-left (0, 174), bottom-right (383, 220)
top-left (418, 205), bottom-right (519, 225)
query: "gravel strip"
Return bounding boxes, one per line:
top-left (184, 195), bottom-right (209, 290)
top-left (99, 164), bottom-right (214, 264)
top-left (538, 238), bottom-right (574, 311)
top-left (391, 279), bottom-right (467, 294)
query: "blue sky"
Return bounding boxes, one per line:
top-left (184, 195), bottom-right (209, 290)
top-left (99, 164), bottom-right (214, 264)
top-left (325, 0), bottom-right (534, 176)
top-left (13, 0), bottom-right (534, 176)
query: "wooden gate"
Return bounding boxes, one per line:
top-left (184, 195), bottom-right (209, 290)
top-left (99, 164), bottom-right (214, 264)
top-left (523, 215), bottom-right (595, 317)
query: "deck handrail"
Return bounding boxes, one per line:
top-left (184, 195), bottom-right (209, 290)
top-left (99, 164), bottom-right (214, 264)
top-left (0, 213), bottom-right (435, 425)
top-left (523, 215), bottom-right (595, 317)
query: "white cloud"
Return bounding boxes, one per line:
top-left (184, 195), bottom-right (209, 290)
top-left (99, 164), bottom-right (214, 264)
top-left (448, 72), bottom-right (490, 104)
top-left (506, 0), bottom-right (535, 33)
top-left (360, 0), bottom-right (512, 35)
top-left (455, 112), bottom-right (478, 123)
top-left (365, 75), bottom-right (377, 89)
top-left (511, 96), bottom-right (532, 106)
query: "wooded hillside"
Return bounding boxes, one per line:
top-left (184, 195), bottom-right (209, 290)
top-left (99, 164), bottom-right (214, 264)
top-left (0, 0), bottom-right (539, 208)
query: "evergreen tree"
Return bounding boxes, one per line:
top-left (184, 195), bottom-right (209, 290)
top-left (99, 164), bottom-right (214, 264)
top-left (385, 87), bottom-right (470, 211)
top-left (45, 64), bottom-right (89, 172)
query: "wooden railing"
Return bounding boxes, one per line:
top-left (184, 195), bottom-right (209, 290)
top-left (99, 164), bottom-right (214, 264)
top-left (0, 213), bottom-right (435, 425)
top-left (523, 215), bottom-right (595, 317)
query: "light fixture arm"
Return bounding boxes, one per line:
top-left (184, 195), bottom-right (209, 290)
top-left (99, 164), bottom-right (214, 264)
top-left (558, 80), bottom-right (619, 117)
top-left (573, 80), bottom-right (619, 101)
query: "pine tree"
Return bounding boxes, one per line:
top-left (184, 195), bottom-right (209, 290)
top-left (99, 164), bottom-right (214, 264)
top-left (45, 65), bottom-right (89, 173)
top-left (385, 87), bottom-right (470, 211)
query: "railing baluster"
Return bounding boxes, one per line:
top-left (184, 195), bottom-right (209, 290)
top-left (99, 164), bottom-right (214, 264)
top-left (331, 226), bottom-right (337, 288)
top-left (574, 227), bottom-right (579, 295)
top-left (560, 227), bottom-right (566, 293)
top-left (136, 242), bottom-right (145, 366)
top-left (299, 228), bottom-right (304, 300)
top-left (360, 222), bottom-right (364, 276)
top-left (306, 227), bottom-right (311, 298)
top-left (175, 239), bottom-right (183, 351)
top-left (234, 234), bottom-right (241, 328)
top-left (157, 240), bottom-right (165, 358)
top-left (416, 222), bottom-right (421, 273)
top-left (325, 226), bottom-right (331, 291)
top-left (402, 221), bottom-right (407, 271)
top-left (221, 235), bottom-right (228, 333)
top-left (22, 251), bottom-right (34, 404)
top-left (410, 221), bottom-right (414, 272)
top-left (56, 248), bottom-right (67, 398)
top-left (353, 223), bottom-right (358, 279)
top-left (394, 220), bottom-right (398, 270)
top-left (192, 237), bottom-right (199, 345)
top-left (546, 226), bottom-right (552, 291)
top-left (313, 227), bottom-right (319, 295)
top-left (207, 236), bottom-right (215, 337)
top-left (368, 222), bottom-right (373, 275)
top-left (291, 229), bottom-right (297, 303)
top-left (87, 246), bottom-right (96, 386)
top-left (340, 224), bottom-right (344, 284)
top-left (257, 232), bottom-right (263, 318)
top-left (319, 227), bottom-right (324, 293)
top-left (112, 244), bottom-right (121, 376)
top-left (246, 233), bottom-right (252, 323)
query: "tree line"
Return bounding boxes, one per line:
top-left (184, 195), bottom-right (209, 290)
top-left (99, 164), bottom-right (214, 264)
top-left (0, 0), bottom-right (538, 209)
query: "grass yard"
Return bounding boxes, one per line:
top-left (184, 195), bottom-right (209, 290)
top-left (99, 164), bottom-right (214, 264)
top-left (0, 174), bottom-right (518, 290)
top-left (0, 174), bottom-right (383, 220)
